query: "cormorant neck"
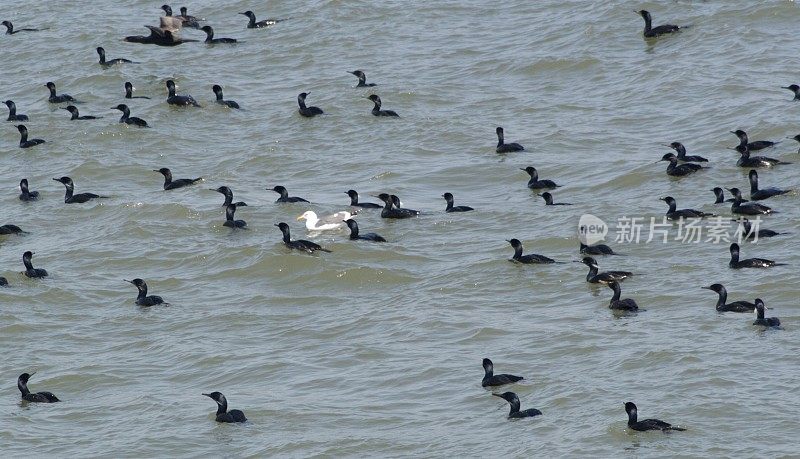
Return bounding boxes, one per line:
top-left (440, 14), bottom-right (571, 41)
top-left (642, 16), bottom-right (652, 32)
top-left (497, 131), bottom-right (504, 147)
top-left (667, 200), bottom-right (676, 214)
top-left (512, 245), bottom-right (523, 260)
top-left (225, 205), bottom-right (236, 221)
top-left (611, 284), bottom-right (621, 302)
top-left (18, 379), bottom-right (29, 396)
top-left (714, 288), bottom-right (727, 308)
top-left (586, 265), bottom-right (598, 281)
top-left (23, 257), bottom-right (33, 270)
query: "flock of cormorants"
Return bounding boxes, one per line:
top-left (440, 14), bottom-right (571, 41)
top-left (1, 6), bottom-right (794, 431)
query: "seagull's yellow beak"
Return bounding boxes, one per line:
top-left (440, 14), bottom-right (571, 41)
top-left (296, 215), bottom-right (305, 221)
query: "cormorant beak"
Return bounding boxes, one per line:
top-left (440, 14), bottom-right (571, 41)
top-left (781, 86), bottom-right (792, 90)
top-left (491, 393), bottom-right (504, 399)
top-left (518, 168), bottom-right (526, 171)
top-left (29, 371), bottom-right (36, 377)
top-left (52, 178), bottom-right (59, 181)
top-left (152, 170), bottom-right (160, 172)
top-left (305, 91), bottom-right (311, 96)
top-left (701, 286), bottom-right (711, 290)
top-left (238, 12), bottom-right (247, 15)
top-left (729, 131), bottom-right (738, 135)
top-left (273, 223), bottom-right (280, 227)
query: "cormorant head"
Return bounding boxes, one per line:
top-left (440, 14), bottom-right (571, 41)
top-left (442, 192), bottom-right (454, 201)
top-left (125, 278), bottom-right (146, 288)
top-left (506, 238), bottom-right (523, 249)
top-left (4, 100), bottom-right (13, 107)
top-left (15, 124), bottom-right (28, 134)
top-left (161, 4), bottom-right (173, 16)
top-left (748, 169), bottom-right (758, 181)
top-left (482, 358), bottom-right (493, 373)
top-left (492, 391), bottom-right (519, 404)
top-left (624, 401), bottom-right (638, 417)
top-left (275, 222), bottom-right (290, 233)
top-left (18, 372), bottom-right (34, 386)
top-left (636, 10), bottom-right (651, 21)
top-left (96, 47), bottom-right (105, 57)
top-left (520, 166), bottom-right (537, 176)
top-left (22, 251), bottom-right (34, 262)
top-left (343, 218), bottom-right (357, 230)
top-left (165, 80), bottom-right (176, 91)
top-left (154, 167), bottom-right (172, 177)
top-left (701, 283), bottom-right (724, 293)
top-left (783, 84), bottom-right (799, 92)
top-left (367, 94), bottom-right (380, 103)
top-left (53, 176), bottom-right (73, 186)
top-left (63, 105), bottom-right (79, 114)
top-left (726, 187), bottom-right (743, 199)
top-left (659, 196), bottom-right (675, 205)
top-left (350, 70), bottom-right (365, 78)
top-left (731, 129), bottom-right (747, 140)
top-left (212, 84), bottom-right (223, 95)
top-left (272, 185), bottom-right (288, 195)
top-left (660, 152), bottom-right (677, 162)
top-left (376, 193), bottom-right (392, 203)
top-left (112, 104), bottom-right (129, 112)
top-left (577, 256), bottom-right (598, 268)
top-left (45, 82), bottom-right (56, 90)
top-left (729, 243), bottom-right (740, 257)
top-left (200, 25), bottom-right (213, 34)
top-left (496, 127), bottom-right (504, 135)
top-left (202, 391), bottom-right (226, 405)
top-left (239, 11), bottom-right (256, 19)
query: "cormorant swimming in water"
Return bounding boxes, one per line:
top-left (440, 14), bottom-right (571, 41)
top-left (580, 241), bottom-right (618, 256)
top-left (45, 82), bottom-right (76, 103)
top-left (624, 402), bottom-right (685, 432)
top-left (748, 170), bottom-right (791, 201)
top-left (367, 95), bottom-right (399, 117)
top-left (507, 238), bottom-right (556, 264)
top-left (212, 85), bottom-right (240, 108)
top-left (390, 195), bottom-right (418, 214)
top-left (179, 7), bottom-right (203, 23)
top-left (0, 277), bottom-right (7, 286)
top-left (521, 166), bottom-right (560, 189)
top-left (701, 284), bottom-right (755, 313)
top-left (711, 187), bottom-right (742, 204)
top-left (212, 186), bottom-right (234, 207)
top-left (271, 185), bottom-right (309, 203)
top-left (729, 243), bottom-right (782, 269)
top-left (576, 257), bottom-right (632, 284)
top-left (753, 299), bottom-right (781, 328)
top-left (22, 251), bottom-right (47, 278)
top-left (735, 218), bottom-right (785, 240)
top-left (0, 224), bottom-right (26, 235)
top-left (125, 278), bottom-right (166, 306)
top-left (782, 84), bottom-right (800, 100)
top-left (2, 21), bottom-right (44, 34)
top-left (112, 104), bottom-right (148, 127)
top-left (344, 218), bottom-right (386, 242)
top-left (297, 92), bottom-right (323, 117)
top-left (732, 145), bottom-right (789, 168)
top-left (165, 80), bottom-right (200, 107)
top-left (223, 202), bottom-right (247, 228)
top-left (636, 10), bottom-right (681, 38)
top-left (349, 70), bottom-right (375, 87)
top-left (19, 179), bottom-right (39, 201)
top-left (345, 190), bottom-right (382, 209)
top-left (443, 192), bottom-right (473, 212)
top-left (731, 130), bottom-right (778, 151)
top-left (63, 105), bottom-right (101, 120)
top-left (240, 10), bottom-right (286, 28)
top-left (15, 124), bottom-right (45, 148)
top-left (53, 176), bottom-right (106, 203)
top-left (660, 153), bottom-right (703, 177)
top-left (124, 82), bottom-right (150, 99)
top-left (17, 372), bottom-right (59, 403)
top-left (96, 47), bottom-right (135, 67)
top-left (376, 193), bottom-right (418, 218)
top-left (493, 392), bottom-right (541, 418)
top-left (727, 188), bottom-right (775, 215)
top-left (200, 26), bottom-right (237, 44)
top-left (154, 168), bottom-right (202, 190)
top-left (607, 281), bottom-right (638, 311)
top-left (660, 196), bottom-right (713, 220)
top-left (495, 127), bottom-right (524, 153)
top-left (274, 222), bottom-right (331, 253)
top-left (203, 392), bottom-right (247, 423)
top-left (664, 142), bottom-right (707, 162)
top-left (539, 192), bottom-right (571, 206)
top-left (4, 100), bottom-right (28, 121)
top-left (481, 358), bottom-right (523, 387)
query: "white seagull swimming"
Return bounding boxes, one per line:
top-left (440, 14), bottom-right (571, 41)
top-left (297, 210), bottom-right (357, 231)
